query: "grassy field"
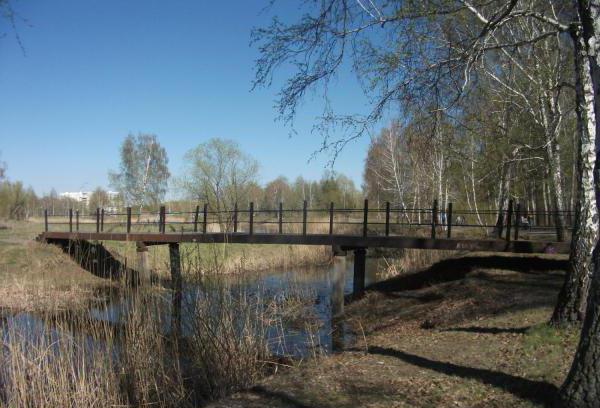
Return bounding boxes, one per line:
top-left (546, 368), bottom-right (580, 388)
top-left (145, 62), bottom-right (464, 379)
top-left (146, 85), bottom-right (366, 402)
top-left (210, 253), bottom-right (575, 408)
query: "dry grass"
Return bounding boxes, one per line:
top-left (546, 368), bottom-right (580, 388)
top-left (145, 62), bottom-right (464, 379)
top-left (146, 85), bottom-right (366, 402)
top-left (0, 231), bottom-right (113, 311)
top-left (0, 283), bottom-right (296, 407)
top-left (210, 253), bottom-right (574, 408)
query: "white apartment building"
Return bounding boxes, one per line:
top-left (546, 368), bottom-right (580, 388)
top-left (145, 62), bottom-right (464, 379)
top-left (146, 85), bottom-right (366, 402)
top-left (60, 191), bottom-right (120, 212)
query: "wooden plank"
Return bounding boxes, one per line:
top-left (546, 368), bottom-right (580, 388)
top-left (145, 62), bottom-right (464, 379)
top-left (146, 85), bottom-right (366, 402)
top-left (40, 231), bottom-right (570, 254)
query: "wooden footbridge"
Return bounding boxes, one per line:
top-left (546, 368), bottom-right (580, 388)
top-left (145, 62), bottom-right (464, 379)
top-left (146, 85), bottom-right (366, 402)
top-left (39, 199), bottom-right (572, 295)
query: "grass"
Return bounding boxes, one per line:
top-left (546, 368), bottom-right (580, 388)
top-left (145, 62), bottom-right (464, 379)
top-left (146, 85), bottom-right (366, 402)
top-left (0, 286), bottom-right (272, 407)
top-left (210, 253), bottom-right (576, 408)
top-left (0, 220), bottom-right (113, 311)
top-left (0, 220), bottom-right (332, 311)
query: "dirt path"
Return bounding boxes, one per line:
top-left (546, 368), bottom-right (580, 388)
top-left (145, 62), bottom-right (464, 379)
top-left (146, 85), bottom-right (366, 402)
top-left (211, 254), bottom-right (577, 408)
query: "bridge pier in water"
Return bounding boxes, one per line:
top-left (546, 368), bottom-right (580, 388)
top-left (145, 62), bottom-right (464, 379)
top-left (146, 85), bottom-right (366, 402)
top-left (353, 248), bottom-right (367, 296)
top-left (136, 242), bottom-right (151, 284)
top-left (331, 255), bottom-right (347, 351)
top-left (169, 243), bottom-right (183, 338)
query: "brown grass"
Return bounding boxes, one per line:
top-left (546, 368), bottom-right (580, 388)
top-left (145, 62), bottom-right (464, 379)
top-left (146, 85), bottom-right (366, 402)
top-left (0, 238), bottom-right (113, 311)
top-left (210, 253), bottom-right (575, 408)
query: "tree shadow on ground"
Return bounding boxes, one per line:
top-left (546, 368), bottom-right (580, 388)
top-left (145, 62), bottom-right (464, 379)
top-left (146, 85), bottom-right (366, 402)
top-left (442, 326), bottom-right (531, 335)
top-left (367, 346), bottom-right (558, 406)
top-left (368, 255), bottom-right (568, 293)
top-left (344, 255), bottom-right (567, 335)
top-left (249, 385), bottom-right (315, 408)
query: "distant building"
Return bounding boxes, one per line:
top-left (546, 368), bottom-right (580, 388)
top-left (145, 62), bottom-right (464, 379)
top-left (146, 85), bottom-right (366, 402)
top-left (60, 191), bottom-right (120, 212)
top-left (59, 191), bottom-right (91, 203)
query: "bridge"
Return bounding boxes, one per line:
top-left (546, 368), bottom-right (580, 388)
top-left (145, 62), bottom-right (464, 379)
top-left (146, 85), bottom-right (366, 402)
top-left (38, 199), bottom-right (572, 295)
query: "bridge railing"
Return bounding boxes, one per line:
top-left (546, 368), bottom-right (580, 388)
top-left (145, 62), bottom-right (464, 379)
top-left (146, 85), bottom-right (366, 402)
top-left (43, 199), bottom-right (574, 242)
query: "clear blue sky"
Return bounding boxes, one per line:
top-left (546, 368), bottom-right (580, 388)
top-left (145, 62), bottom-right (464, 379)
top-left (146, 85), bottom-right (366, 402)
top-left (0, 1), bottom-right (388, 196)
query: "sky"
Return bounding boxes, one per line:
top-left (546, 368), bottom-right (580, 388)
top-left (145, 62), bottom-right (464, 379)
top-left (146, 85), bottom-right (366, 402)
top-left (0, 1), bottom-right (389, 196)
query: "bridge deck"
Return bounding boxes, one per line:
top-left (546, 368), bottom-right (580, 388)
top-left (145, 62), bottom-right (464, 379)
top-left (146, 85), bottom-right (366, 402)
top-left (40, 231), bottom-right (569, 254)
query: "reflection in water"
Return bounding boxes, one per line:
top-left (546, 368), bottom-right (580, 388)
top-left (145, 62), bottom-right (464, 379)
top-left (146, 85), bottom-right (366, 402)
top-left (1, 254), bottom-right (385, 358)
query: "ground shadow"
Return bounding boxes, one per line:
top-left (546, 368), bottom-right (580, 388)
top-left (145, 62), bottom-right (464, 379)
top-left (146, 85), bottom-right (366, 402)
top-left (249, 385), bottom-right (315, 408)
top-left (46, 238), bottom-right (140, 285)
top-left (368, 255), bottom-right (568, 293)
top-left (442, 326), bottom-right (531, 335)
top-left (367, 346), bottom-right (557, 406)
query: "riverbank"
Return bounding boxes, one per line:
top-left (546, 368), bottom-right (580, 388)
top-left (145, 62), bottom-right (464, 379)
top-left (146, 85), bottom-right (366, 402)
top-left (210, 253), bottom-right (576, 408)
top-left (0, 221), bottom-right (332, 311)
top-left (0, 221), bottom-right (113, 311)
top-left (102, 240), bottom-right (333, 279)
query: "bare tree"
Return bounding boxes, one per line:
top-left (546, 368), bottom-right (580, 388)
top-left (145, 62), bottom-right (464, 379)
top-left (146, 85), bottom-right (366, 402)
top-left (179, 138), bottom-right (259, 228)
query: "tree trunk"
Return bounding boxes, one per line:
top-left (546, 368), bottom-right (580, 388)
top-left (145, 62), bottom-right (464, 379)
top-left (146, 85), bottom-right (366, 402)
top-left (546, 136), bottom-right (567, 241)
top-left (552, 29), bottom-right (598, 326)
top-left (558, 1), bottom-right (600, 405)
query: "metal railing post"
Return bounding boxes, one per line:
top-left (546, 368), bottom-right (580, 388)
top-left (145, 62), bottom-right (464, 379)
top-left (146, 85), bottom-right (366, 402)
top-left (249, 202), bottom-right (254, 235)
top-left (202, 204), bottom-right (207, 234)
top-left (514, 202), bottom-right (520, 241)
top-left (329, 202), bottom-right (334, 236)
top-left (193, 205), bottom-right (199, 232)
top-left (126, 207), bottom-right (132, 233)
top-left (505, 199), bottom-right (513, 242)
top-left (69, 209), bottom-right (73, 233)
top-left (160, 206), bottom-right (166, 233)
top-left (234, 202), bottom-right (238, 233)
top-left (96, 208), bottom-right (100, 233)
top-left (447, 202), bottom-right (453, 238)
top-left (431, 200), bottom-right (438, 239)
top-left (363, 199), bottom-right (368, 237)
top-left (385, 202), bottom-right (390, 237)
top-left (302, 200), bottom-right (307, 235)
top-left (44, 209), bottom-right (48, 232)
top-left (278, 202), bottom-right (283, 234)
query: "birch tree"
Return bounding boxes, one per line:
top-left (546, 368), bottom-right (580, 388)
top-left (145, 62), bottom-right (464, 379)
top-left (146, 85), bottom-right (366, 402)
top-left (109, 133), bottom-right (170, 216)
top-left (558, 0), bottom-right (600, 405)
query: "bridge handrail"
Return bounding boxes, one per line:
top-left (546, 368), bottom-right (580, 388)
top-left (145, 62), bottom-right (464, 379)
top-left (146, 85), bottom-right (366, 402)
top-left (42, 199), bottom-right (574, 243)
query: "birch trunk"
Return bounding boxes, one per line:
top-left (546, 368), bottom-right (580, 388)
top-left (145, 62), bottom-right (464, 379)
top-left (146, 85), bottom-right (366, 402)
top-left (552, 29), bottom-right (598, 325)
top-left (559, 1), bottom-right (600, 405)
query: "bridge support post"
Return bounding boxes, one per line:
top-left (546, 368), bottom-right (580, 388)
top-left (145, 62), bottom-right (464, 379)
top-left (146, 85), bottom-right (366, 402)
top-left (136, 242), bottom-right (151, 284)
top-left (169, 243), bottom-right (182, 338)
top-left (353, 248), bottom-right (367, 296)
top-left (331, 255), bottom-right (346, 351)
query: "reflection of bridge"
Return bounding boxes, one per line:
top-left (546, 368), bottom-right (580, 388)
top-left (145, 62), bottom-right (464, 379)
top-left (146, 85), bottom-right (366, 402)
top-left (39, 199), bottom-right (571, 295)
